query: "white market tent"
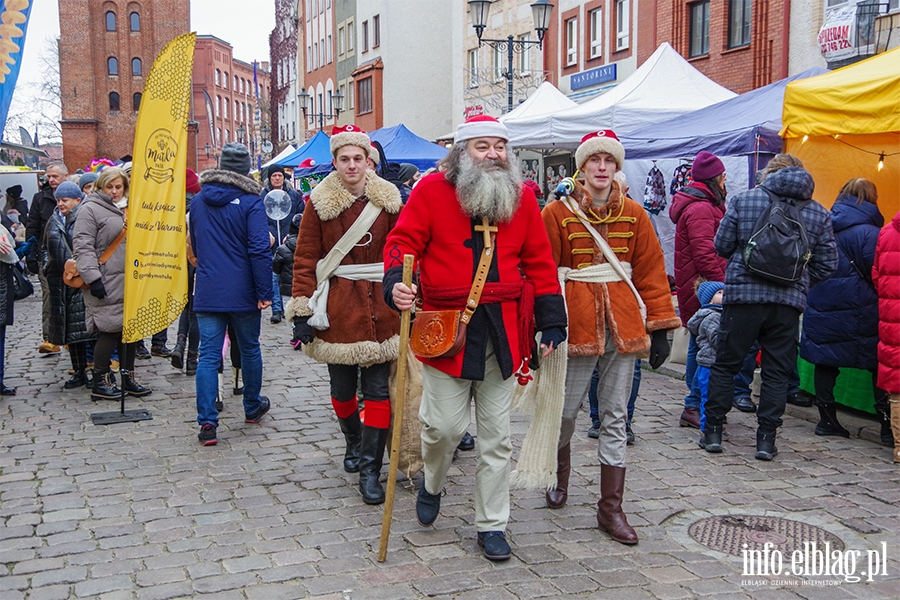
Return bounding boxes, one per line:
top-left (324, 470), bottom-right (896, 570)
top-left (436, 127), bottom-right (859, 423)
top-left (501, 81), bottom-right (577, 145)
top-left (261, 144), bottom-right (298, 170)
top-left (506, 43), bottom-right (737, 150)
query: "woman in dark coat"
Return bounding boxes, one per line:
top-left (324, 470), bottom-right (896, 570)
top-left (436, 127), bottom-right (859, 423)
top-left (0, 224), bottom-right (17, 395)
top-left (43, 181), bottom-right (96, 389)
top-left (73, 167), bottom-right (151, 402)
top-left (800, 178), bottom-right (888, 440)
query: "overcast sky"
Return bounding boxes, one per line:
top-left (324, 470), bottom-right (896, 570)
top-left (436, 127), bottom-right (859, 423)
top-left (11, 0), bottom-right (275, 142)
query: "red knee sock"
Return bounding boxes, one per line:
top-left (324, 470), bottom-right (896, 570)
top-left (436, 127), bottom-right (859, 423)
top-left (363, 399), bottom-right (391, 429)
top-left (331, 396), bottom-right (359, 419)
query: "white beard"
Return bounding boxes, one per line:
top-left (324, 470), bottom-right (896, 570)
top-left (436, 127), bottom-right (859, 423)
top-left (455, 151), bottom-right (521, 224)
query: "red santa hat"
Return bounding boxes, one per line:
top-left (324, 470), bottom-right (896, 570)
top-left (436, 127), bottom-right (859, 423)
top-left (368, 143), bottom-right (381, 166)
top-left (330, 124), bottom-right (371, 156)
top-left (575, 130), bottom-right (625, 171)
top-left (454, 115), bottom-right (509, 143)
top-left (298, 157), bottom-right (316, 168)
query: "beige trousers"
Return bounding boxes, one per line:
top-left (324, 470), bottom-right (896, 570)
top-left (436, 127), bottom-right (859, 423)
top-left (420, 341), bottom-right (515, 532)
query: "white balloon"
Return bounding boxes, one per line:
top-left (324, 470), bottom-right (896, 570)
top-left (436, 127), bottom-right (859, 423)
top-left (264, 190), bottom-right (291, 221)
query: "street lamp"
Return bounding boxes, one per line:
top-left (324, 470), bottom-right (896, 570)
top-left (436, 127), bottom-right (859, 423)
top-left (299, 89), bottom-right (345, 131)
top-left (469, 0), bottom-right (553, 114)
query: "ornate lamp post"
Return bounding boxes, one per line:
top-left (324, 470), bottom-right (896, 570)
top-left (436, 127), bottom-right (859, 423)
top-left (468, 0), bottom-right (554, 114)
top-left (298, 90), bottom-right (345, 131)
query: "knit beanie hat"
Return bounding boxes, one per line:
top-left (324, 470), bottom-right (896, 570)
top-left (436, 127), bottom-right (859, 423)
top-left (54, 181), bottom-right (84, 200)
top-left (455, 115), bottom-right (509, 143)
top-left (220, 142), bottom-right (252, 175)
top-left (185, 169), bottom-right (201, 194)
top-left (267, 164), bottom-right (286, 182)
top-left (697, 281), bottom-right (724, 306)
top-left (575, 130), bottom-right (625, 171)
top-left (692, 151), bottom-right (725, 181)
top-left (5, 184), bottom-right (21, 197)
top-left (330, 124), bottom-right (371, 157)
top-left (78, 172), bottom-right (99, 192)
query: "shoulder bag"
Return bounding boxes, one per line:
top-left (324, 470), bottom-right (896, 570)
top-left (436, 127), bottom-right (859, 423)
top-left (64, 225), bottom-right (126, 290)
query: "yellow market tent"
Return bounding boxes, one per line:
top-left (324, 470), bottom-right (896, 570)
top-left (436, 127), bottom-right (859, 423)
top-left (781, 47), bottom-right (900, 219)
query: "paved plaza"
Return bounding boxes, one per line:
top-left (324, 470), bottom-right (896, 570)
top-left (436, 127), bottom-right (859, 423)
top-left (1, 295), bottom-right (898, 599)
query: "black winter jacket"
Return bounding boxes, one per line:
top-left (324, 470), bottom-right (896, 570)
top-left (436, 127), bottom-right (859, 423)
top-left (43, 208), bottom-right (93, 345)
top-left (26, 184), bottom-right (57, 271)
top-left (272, 234), bottom-right (297, 297)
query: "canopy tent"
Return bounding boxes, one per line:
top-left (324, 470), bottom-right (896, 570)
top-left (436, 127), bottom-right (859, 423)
top-left (505, 43), bottom-right (736, 149)
top-left (781, 47), bottom-right (900, 218)
top-left (368, 124), bottom-right (448, 171)
top-left (279, 130), bottom-right (333, 174)
top-left (501, 82), bottom-right (577, 144)
top-left (261, 144), bottom-right (298, 170)
top-left (620, 67), bottom-right (828, 161)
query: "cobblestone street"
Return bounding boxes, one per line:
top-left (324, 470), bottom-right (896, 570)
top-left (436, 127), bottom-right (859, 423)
top-left (1, 296), bottom-right (898, 599)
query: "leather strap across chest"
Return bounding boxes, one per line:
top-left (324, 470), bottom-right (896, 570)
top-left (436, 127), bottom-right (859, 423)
top-left (462, 218), bottom-right (496, 325)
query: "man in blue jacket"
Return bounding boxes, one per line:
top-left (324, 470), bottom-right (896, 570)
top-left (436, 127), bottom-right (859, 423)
top-left (190, 143), bottom-right (274, 445)
top-left (701, 158), bottom-right (838, 461)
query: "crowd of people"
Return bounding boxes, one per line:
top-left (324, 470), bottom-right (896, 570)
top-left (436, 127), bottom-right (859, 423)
top-left (5, 113), bottom-right (898, 562)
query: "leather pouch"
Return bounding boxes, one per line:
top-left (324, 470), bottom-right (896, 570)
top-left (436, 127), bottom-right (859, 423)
top-left (409, 310), bottom-right (467, 359)
top-left (63, 259), bottom-right (88, 290)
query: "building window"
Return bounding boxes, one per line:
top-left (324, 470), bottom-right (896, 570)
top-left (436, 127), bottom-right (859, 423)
top-left (223, 72), bottom-right (228, 89)
top-left (590, 9), bottom-right (603, 58)
top-left (130, 12), bottom-right (140, 31)
top-left (373, 15), bottom-right (380, 47)
top-left (565, 18), bottom-right (578, 66)
top-left (106, 11), bottom-right (116, 31)
top-left (358, 76), bottom-right (373, 114)
top-left (689, 0), bottom-right (710, 57)
top-left (216, 95), bottom-right (221, 116)
top-left (108, 57), bottom-right (118, 75)
top-left (362, 20), bottom-right (369, 52)
top-left (131, 58), bottom-right (141, 76)
top-left (225, 129), bottom-right (230, 144)
top-left (467, 48), bottom-right (479, 88)
top-left (313, 42), bottom-right (318, 69)
top-left (109, 92), bottom-right (120, 112)
top-left (327, 34), bottom-right (333, 63)
top-left (216, 128), bottom-right (221, 146)
top-left (347, 21), bottom-right (355, 51)
top-left (518, 34), bottom-right (531, 75)
top-left (616, 0), bottom-right (629, 50)
top-left (493, 45), bottom-right (504, 82)
top-left (338, 26), bottom-right (345, 55)
top-left (133, 93), bottom-right (141, 112)
top-left (223, 99), bottom-right (228, 119)
top-left (728, 0), bottom-right (752, 48)
top-left (215, 69), bottom-right (220, 86)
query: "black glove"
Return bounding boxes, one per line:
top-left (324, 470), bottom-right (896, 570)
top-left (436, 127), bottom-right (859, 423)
top-left (648, 329), bottom-right (670, 369)
top-left (291, 316), bottom-right (313, 349)
top-left (89, 279), bottom-right (107, 300)
top-left (540, 327), bottom-right (567, 351)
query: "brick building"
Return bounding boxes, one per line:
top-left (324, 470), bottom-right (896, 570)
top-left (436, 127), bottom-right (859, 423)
top-left (270, 0), bottom-right (301, 152)
top-left (192, 36), bottom-right (271, 172)
top-left (58, 0), bottom-right (189, 172)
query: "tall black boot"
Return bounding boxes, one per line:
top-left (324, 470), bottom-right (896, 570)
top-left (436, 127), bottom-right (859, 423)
top-left (64, 369), bottom-right (88, 390)
top-left (358, 426), bottom-right (389, 505)
top-left (876, 406), bottom-right (894, 447)
top-left (185, 351), bottom-right (198, 376)
top-left (337, 411), bottom-right (362, 473)
top-left (170, 334), bottom-right (186, 369)
top-left (814, 402), bottom-right (850, 438)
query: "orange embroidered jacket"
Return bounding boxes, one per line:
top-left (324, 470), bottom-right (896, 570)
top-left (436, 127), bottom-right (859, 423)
top-left (541, 181), bottom-right (680, 356)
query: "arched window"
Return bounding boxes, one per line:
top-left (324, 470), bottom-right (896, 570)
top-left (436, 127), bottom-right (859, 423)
top-left (105, 11), bottom-right (116, 31)
top-left (108, 57), bottom-right (118, 75)
top-left (215, 69), bottom-right (220, 86)
top-left (130, 12), bottom-right (140, 31)
top-left (133, 93), bottom-right (142, 112)
top-left (131, 58), bottom-right (142, 76)
top-left (223, 72), bottom-right (228, 89)
top-left (109, 92), bottom-right (120, 112)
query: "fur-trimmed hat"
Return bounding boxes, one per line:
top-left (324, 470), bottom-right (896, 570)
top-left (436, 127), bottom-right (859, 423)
top-left (330, 124), bottom-right (371, 156)
top-left (575, 130), bottom-right (625, 171)
top-left (368, 143), bottom-right (380, 166)
top-left (455, 115), bottom-right (509, 143)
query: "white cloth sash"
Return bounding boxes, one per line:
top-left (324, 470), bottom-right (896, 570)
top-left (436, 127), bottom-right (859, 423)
top-left (561, 262), bottom-right (633, 284)
top-left (308, 201), bottom-right (383, 330)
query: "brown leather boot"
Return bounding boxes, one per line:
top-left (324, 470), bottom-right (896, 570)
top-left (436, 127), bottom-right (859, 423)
top-left (545, 444), bottom-right (571, 509)
top-left (597, 464), bottom-right (638, 545)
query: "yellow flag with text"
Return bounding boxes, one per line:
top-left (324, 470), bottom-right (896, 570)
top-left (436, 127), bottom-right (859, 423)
top-left (123, 33), bottom-right (196, 343)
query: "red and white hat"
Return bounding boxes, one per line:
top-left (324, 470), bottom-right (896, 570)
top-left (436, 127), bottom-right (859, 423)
top-left (454, 115), bottom-right (509, 143)
top-left (298, 158), bottom-right (316, 169)
top-left (330, 124), bottom-right (371, 156)
top-left (575, 130), bottom-right (625, 171)
top-left (368, 142), bottom-right (381, 166)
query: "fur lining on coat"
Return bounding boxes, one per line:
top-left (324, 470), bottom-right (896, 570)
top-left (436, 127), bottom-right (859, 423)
top-left (285, 295), bottom-right (312, 320)
top-left (199, 169), bottom-right (263, 196)
top-left (310, 170), bottom-right (402, 222)
top-left (304, 334), bottom-right (400, 367)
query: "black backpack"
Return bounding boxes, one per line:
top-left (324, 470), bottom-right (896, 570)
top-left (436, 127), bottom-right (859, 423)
top-left (742, 188), bottom-right (812, 286)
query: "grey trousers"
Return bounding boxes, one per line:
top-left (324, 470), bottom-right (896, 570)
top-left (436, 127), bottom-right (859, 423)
top-left (420, 340), bottom-right (515, 532)
top-left (560, 331), bottom-right (636, 467)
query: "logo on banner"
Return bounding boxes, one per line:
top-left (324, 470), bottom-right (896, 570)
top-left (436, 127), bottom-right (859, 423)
top-left (144, 129), bottom-right (177, 184)
top-left (818, 5), bottom-right (857, 61)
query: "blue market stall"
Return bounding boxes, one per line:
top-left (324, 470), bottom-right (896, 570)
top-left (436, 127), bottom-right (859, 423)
top-left (369, 124), bottom-right (448, 171)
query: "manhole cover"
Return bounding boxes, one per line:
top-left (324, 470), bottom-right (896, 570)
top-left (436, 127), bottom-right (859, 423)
top-left (688, 515), bottom-right (844, 557)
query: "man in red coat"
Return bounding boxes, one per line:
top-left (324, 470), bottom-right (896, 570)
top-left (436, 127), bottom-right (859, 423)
top-left (384, 115), bottom-right (567, 561)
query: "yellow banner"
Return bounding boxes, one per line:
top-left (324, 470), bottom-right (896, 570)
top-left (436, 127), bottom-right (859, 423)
top-left (123, 33), bottom-right (196, 343)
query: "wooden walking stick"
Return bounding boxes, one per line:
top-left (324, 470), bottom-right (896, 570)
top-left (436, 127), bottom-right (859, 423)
top-left (378, 254), bottom-right (415, 562)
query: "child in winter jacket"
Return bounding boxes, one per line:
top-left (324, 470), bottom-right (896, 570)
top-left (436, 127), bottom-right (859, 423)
top-left (272, 213), bottom-right (301, 299)
top-left (687, 280), bottom-right (724, 436)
